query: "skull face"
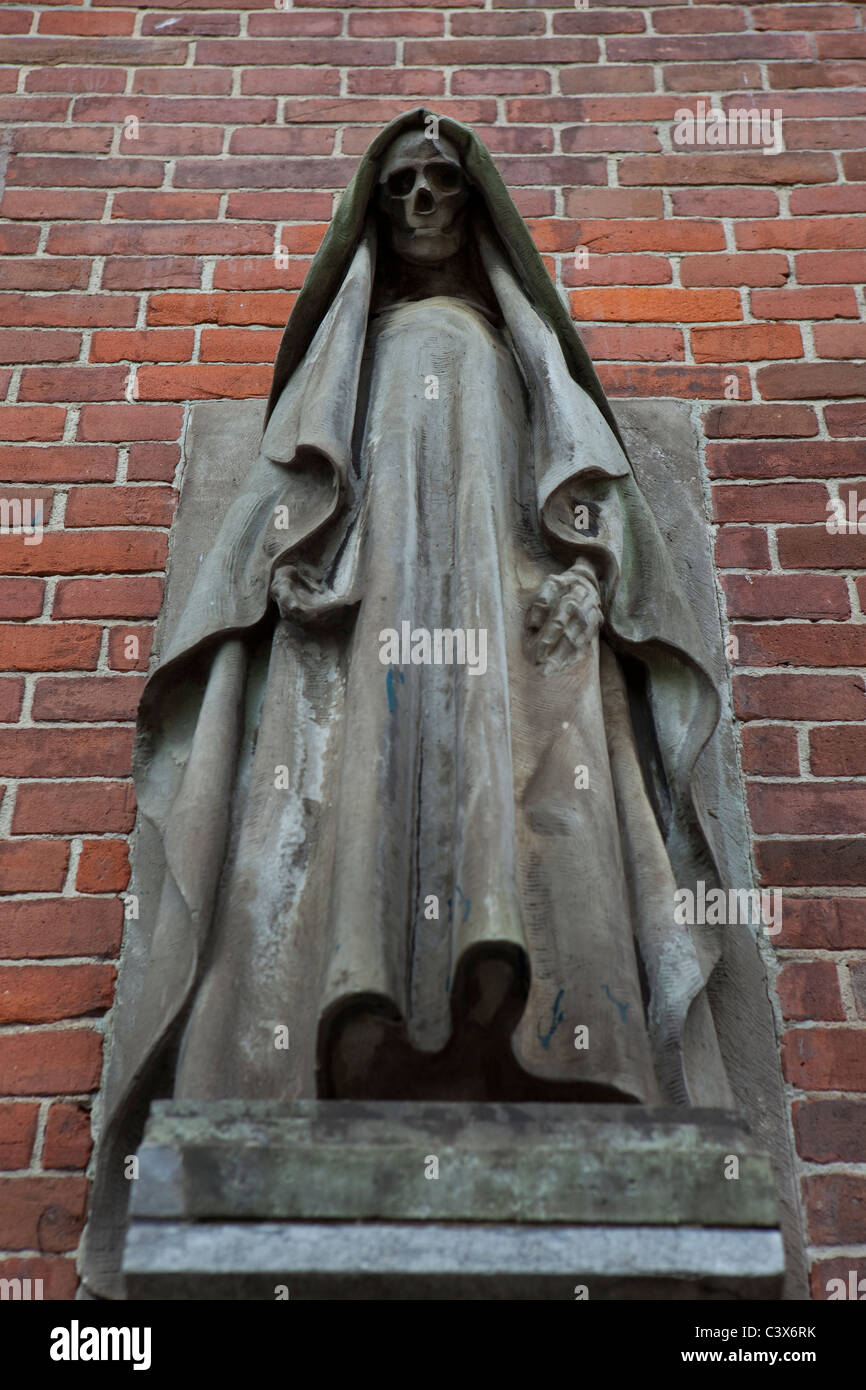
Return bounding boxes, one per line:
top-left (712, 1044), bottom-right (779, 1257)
top-left (377, 131), bottom-right (469, 265)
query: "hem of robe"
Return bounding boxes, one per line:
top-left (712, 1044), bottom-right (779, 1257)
top-left (318, 942), bottom-right (650, 1104)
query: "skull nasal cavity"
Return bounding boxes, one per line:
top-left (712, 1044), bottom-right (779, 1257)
top-left (415, 186), bottom-right (435, 212)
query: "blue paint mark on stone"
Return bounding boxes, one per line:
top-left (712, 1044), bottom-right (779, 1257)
top-left (537, 988), bottom-right (565, 1050)
top-left (602, 983), bottom-right (629, 1022)
top-left (386, 668), bottom-right (405, 713)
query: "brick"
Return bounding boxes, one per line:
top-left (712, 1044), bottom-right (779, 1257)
top-left (578, 326), bottom-right (684, 363)
top-left (0, 446), bottom-right (115, 486)
top-left (0, 407), bottom-right (65, 443)
top-left (8, 156), bottom-right (166, 189)
top-left (0, 842), bottom-right (69, 894)
top-left (101, 258), bottom-right (203, 291)
top-left (0, 1104), bottom-right (39, 1170)
top-left (453, 69), bottom-right (550, 96)
top-left (65, 485), bottom-right (175, 528)
top-left (48, 222), bottom-right (274, 256)
top-left (76, 839), bottom-right (130, 894)
top-left (563, 255), bottom-right (672, 287)
top-left (89, 329), bottom-right (194, 364)
top-left (619, 152), bottom-right (836, 186)
top-left (784, 1028), bottom-right (866, 1091)
top-left (0, 578), bottom-right (45, 621)
top-left (703, 405), bottom-right (818, 439)
top-left (199, 329), bottom-right (284, 363)
top-left (18, 366), bottom-right (128, 403)
top-left (227, 192), bottom-right (332, 221)
top-left (758, 839), bottom-right (866, 886)
top-left (142, 11), bottom-right (241, 35)
top-left (681, 255), bottom-right (789, 289)
top-left (0, 624), bottom-right (101, 671)
top-left (750, 783), bottom-right (866, 836)
top-left (693, 324), bottom-right (802, 362)
top-left (736, 626), bottom-right (866, 668)
top-left (672, 188), bottom-right (779, 217)
top-left (0, 331), bottom-right (82, 365)
top-left (825, 403), bottom-right (866, 438)
top-left (136, 363), bottom-right (272, 400)
top-left (31, 676), bottom-right (145, 722)
top-left (598, 364), bottom-right (749, 399)
top-left (813, 323), bottom-right (866, 359)
top-left (0, 294), bottom-right (138, 329)
top-left (148, 292), bottom-right (295, 328)
top-left (612, 34), bottom-right (811, 61)
top-left (0, 679), bottom-right (24, 722)
top-left (0, 729), bottom-right (133, 778)
top-left (405, 38), bottom-right (599, 64)
top-left (2, 531), bottom-right (167, 577)
top-left (107, 626), bottom-right (153, 671)
top-left (38, 11), bottom-right (135, 35)
top-left (24, 66), bottom-right (126, 94)
top-left (773, 898), bottom-right (866, 951)
top-left (712, 483), bottom-right (827, 524)
top-left (852, 964), bottom-right (866, 1022)
top-left (707, 440), bottom-right (865, 480)
top-left (563, 188), bottom-right (664, 219)
top-left (112, 191), bottom-right (220, 221)
top-left (722, 575), bottom-right (849, 620)
top-left (198, 38), bottom-right (398, 66)
top-left (72, 95), bottom-right (277, 124)
top-left (212, 260), bottom-right (309, 292)
top-left (797, 250), bottom-right (866, 284)
top-left (715, 526), bottom-right (770, 570)
top-left (11, 783), bottom-right (136, 835)
top-left (127, 442), bottom-right (179, 482)
top-left (0, 36), bottom-right (187, 66)
top-left (42, 1104), bottom-right (93, 1172)
top-left (0, 899), bottom-right (122, 960)
top-left (739, 725), bottom-right (799, 777)
top-left (734, 674), bottom-right (866, 721)
top-left (347, 69), bottom-right (443, 97)
top-left (778, 526), bottom-right (866, 571)
top-left (77, 404), bottom-right (183, 442)
top-left (561, 125), bottom-right (660, 154)
top-left (794, 1099), bottom-right (866, 1164)
top-left (804, 1174), bottom-right (866, 1244)
top-left (0, 1176), bottom-right (88, 1253)
top-left (662, 62), bottom-right (763, 93)
top-left (738, 216), bottom-right (866, 251)
top-left (758, 363), bottom-right (866, 401)
top-left (0, 191), bottom-right (106, 221)
top-left (568, 288), bottom-right (740, 322)
top-left (569, 219), bottom-right (724, 254)
top-left (11, 128), bottom-right (112, 157)
top-left (751, 287), bottom-right (859, 320)
top-left (792, 185), bottom-right (866, 215)
top-left (811, 726), bottom-right (866, 777)
top-left (0, 965), bottom-right (115, 1025)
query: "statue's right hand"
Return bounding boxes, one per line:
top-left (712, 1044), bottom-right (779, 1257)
top-left (269, 561), bottom-right (326, 622)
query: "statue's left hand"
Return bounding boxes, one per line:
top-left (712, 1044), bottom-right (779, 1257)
top-left (270, 560), bottom-right (327, 622)
top-left (526, 562), bottom-right (603, 675)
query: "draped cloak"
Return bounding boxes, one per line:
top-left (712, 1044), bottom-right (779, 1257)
top-left (81, 110), bottom-right (736, 1299)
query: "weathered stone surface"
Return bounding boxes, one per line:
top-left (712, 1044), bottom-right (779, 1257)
top-left (129, 1100), bottom-right (779, 1228)
top-left (124, 1221), bottom-right (785, 1301)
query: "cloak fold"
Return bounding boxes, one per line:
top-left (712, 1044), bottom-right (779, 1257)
top-left (81, 110), bottom-right (734, 1299)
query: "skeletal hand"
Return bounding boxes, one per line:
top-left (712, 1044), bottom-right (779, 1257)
top-left (526, 563), bottom-right (603, 674)
top-left (269, 560), bottom-right (327, 622)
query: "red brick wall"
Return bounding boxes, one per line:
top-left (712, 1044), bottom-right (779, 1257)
top-left (1, 0), bottom-right (864, 1301)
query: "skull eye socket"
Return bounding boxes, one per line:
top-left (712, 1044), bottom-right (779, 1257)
top-left (427, 163), bottom-right (462, 192)
top-left (385, 168), bottom-right (416, 198)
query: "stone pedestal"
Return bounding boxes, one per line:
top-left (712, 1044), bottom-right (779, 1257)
top-left (122, 1101), bottom-right (784, 1300)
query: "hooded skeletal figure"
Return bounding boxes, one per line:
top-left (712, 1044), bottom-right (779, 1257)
top-left (80, 110), bottom-right (736, 1298)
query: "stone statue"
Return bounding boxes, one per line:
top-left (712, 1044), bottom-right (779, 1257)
top-left (82, 110), bottom-right (736, 1298)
